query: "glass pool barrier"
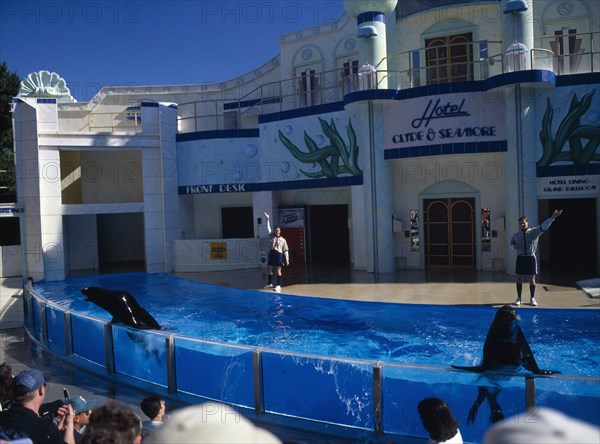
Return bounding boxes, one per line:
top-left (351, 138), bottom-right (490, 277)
top-left (23, 276), bottom-right (600, 443)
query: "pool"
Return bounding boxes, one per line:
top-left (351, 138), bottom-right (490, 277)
top-left (26, 273), bottom-right (600, 443)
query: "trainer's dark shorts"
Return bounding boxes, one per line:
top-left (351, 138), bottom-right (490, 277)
top-left (516, 255), bottom-right (537, 275)
top-left (268, 249), bottom-right (284, 267)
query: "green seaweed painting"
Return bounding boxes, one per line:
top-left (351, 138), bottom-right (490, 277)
top-left (278, 118), bottom-right (362, 178)
top-left (538, 90), bottom-right (600, 167)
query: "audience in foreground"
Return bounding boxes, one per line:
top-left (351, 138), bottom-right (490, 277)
top-left (140, 394), bottom-right (168, 440)
top-left (484, 407), bottom-right (600, 444)
top-left (0, 369), bottom-right (74, 444)
top-left (80, 401), bottom-right (141, 444)
top-left (418, 397), bottom-right (463, 444)
top-left (145, 401), bottom-right (281, 444)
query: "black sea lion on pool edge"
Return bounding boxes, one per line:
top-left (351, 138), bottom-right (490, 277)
top-left (81, 286), bottom-right (161, 330)
top-left (452, 305), bottom-right (559, 375)
top-left (452, 305), bottom-right (560, 425)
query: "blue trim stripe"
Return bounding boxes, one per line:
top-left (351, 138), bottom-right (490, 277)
top-left (178, 73), bottom-right (594, 130)
top-left (178, 175), bottom-right (363, 195)
top-left (345, 70), bottom-right (558, 106)
top-left (36, 98), bottom-right (56, 103)
top-left (384, 141), bottom-right (508, 160)
top-left (357, 11), bottom-right (385, 25)
top-left (537, 164), bottom-right (600, 177)
top-left (556, 73), bottom-right (599, 86)
top-left (177, 128), bottom-right (260, 142)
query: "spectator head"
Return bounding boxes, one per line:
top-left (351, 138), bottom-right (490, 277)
top-left (67, 395), bottom-right (97, 430)
top-left (418, 397), bottom-right (460, 443)
top-left (140, 394), bottom-right (165, 420)
top-left (82, 401), bottom-right (142, 444)
top-left (484, 407), bottom-right (600, 444)
top-left (145, 401), bottom-right (281, 443)
top-left (66, 395), bottom-right (97, 415)
top-left (0, 362), bottom-right (14, 403)
top-left (12, 369), bottom-right (46, 404)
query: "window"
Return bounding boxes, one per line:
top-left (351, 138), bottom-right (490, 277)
top-left (411, 50), bottom-right (421, 87)
top-left (296, 66), bottom-right (321, 107)
top-left (426, 33), bottom-right (473, 84)
top-left (550, 28), bottom-right (584, 74)
top-left (221, 207), bottom-right (254, 239)
top-left (340, 59), bottom-right (359, 94)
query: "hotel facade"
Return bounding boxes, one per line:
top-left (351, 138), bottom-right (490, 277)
top-left (4, 0), bottom-right (599, 282)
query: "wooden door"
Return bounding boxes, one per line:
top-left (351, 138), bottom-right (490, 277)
top-left (424, 198), bottom-right (476, 268)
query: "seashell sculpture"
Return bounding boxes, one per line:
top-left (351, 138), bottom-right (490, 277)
top-left (18, 70), bottom-right (76, 103)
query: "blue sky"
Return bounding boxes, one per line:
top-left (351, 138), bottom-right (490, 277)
top-left (1, 0), bottom-right (345, 101)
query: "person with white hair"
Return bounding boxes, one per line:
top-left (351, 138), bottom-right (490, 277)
top-left (484, 407), bottom-right (600, 444)
top-left (145, 401), bottom-right (281, 444)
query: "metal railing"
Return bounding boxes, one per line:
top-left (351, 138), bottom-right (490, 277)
top-left (87, 110), bottom-right (143, 133)
top-left (176, 32), bottom-right (598, 135)
top-left (65, 32), bottom-right (596, 135)
top-left (534, 30), bottom-right (599, 75)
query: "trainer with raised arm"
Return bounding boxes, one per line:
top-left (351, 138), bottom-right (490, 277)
top-left (264, 212), bottom-right (289, 292)
top-left (510, 210), bottom-right (562, 307)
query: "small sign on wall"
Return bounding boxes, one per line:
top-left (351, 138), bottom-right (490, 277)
top-left (210, 242), bottom-right (227, 260)
top-left (537, 175), bottom-right (599, 198)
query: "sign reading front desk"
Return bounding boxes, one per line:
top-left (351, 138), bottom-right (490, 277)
top-left (383, 92), bottom-right (506, 150)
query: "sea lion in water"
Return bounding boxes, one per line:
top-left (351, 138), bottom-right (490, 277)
top-left (452, 305), bottom-right (558, 374)
top-left (81, 286), bottom-right (161, 330)
top-left (453, 305), bottom-right (559, 425)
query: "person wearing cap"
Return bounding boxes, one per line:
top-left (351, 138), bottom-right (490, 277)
top-left (0, 369), bottom-right (75, 444)
top-left (65, 396), bottom-right (96, 444)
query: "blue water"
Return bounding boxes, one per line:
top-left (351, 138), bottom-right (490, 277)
top-left (34, 273), bottom-right (600, 377)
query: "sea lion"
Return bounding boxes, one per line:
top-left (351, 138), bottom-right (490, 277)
top-left (452, 305), bottom-right (559, 425)
top-left (452, 305), bottom-right (558, 375)
top-left (81, 286), bottom-right (161, 330)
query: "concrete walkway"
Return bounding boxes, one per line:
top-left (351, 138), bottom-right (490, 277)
top-left (175, 266), bottom-right (600, 308)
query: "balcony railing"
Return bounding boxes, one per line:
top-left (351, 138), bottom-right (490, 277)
top-left (130, 32), bottom-right (599, 134)
top-left (88, 110), bottom-right (143, 133)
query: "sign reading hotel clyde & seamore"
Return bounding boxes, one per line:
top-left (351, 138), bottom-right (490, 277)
top-left (383, 92), bottom-right (506, 149)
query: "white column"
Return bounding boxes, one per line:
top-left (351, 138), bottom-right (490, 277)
top-left (143, 103), bottom-right (179, 274)
top-left (348, 101), bottom-right (394, 273)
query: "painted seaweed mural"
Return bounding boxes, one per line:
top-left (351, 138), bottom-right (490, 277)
top-left (278, 118), bottom-right (362, 178)
top-left (538, 90), bottom-right (600, 167)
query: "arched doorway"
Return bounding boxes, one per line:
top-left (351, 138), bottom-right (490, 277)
top-left (424, 198), bottom-right (476, 268)
top-left (420, 181), bottom-right (480, 269)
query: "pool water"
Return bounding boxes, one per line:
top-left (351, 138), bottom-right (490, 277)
top-left (34, 273), bottom-right (600, 377)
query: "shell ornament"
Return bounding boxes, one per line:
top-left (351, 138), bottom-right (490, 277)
top-left (18, 70), bottom-right (76, 103)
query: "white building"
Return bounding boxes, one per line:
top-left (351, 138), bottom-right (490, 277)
top-left (5, 0), bottom-right (599, 282)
